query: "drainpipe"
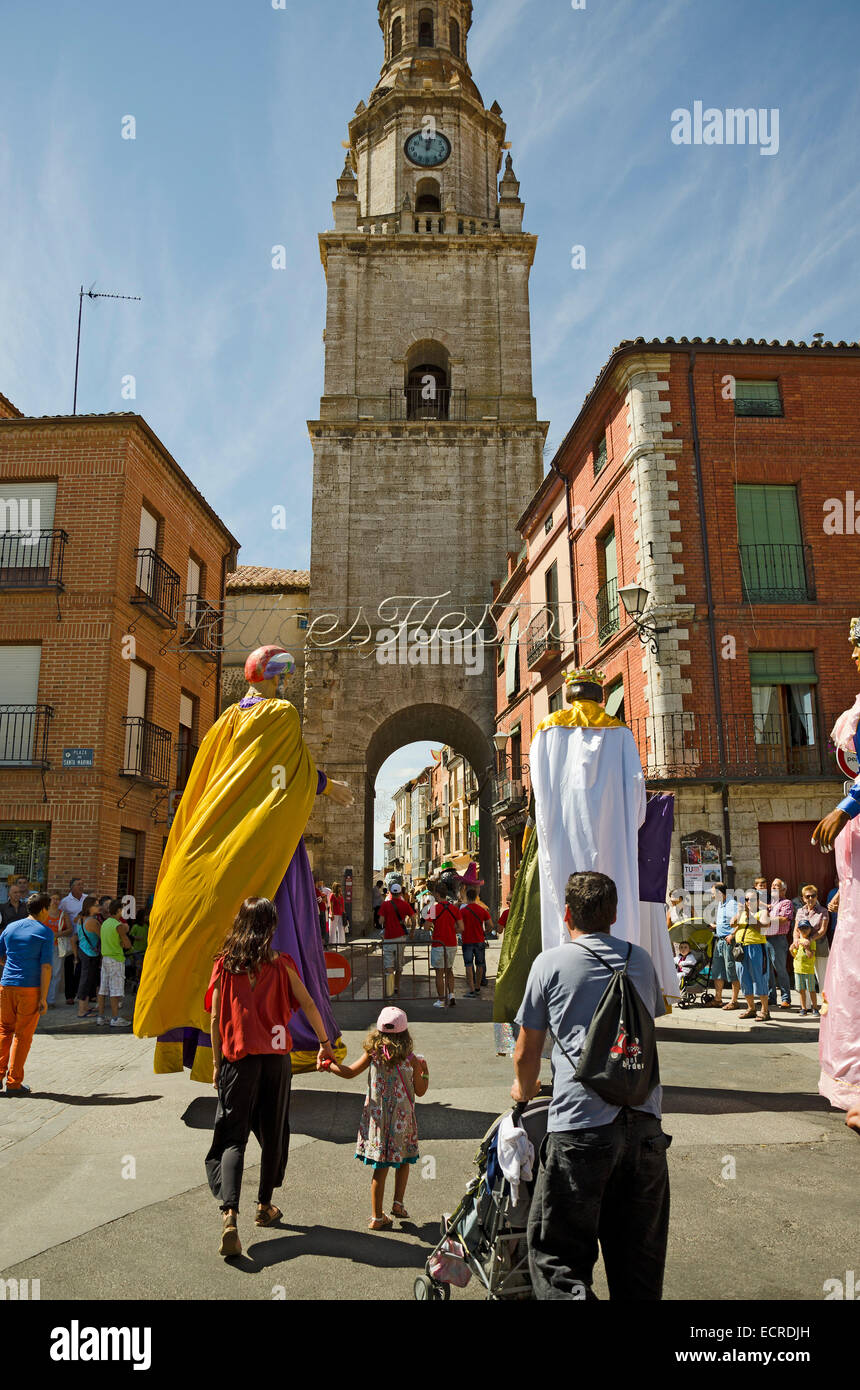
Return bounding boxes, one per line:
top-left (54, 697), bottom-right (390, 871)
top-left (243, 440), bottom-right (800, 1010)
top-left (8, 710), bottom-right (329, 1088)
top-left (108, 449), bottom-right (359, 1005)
top-left (687, 352), bottom-right (734, 889)
top-left (552, 457), bottom-right (579, 667)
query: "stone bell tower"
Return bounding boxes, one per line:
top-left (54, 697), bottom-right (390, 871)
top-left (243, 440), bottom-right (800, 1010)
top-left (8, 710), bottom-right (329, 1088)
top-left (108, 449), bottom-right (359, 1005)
top-left (303, 0), bottom-right (547, 918)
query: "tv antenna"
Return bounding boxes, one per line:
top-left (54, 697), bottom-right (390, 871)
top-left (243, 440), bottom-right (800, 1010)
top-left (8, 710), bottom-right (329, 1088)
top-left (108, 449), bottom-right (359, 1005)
top-left (73, 283), bottom-right (142, 415)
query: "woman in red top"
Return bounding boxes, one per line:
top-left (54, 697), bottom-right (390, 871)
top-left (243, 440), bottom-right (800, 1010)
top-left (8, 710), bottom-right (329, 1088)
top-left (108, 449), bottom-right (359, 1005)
top-left (327, 882), bottom-right (346, 947)
top-left (205, 897), bottom-right (335, 1259)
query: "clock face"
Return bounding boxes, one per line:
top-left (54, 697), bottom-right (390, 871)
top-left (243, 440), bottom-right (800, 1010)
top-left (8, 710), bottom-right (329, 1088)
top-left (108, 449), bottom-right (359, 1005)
top-left (405, 130), bottom-right (451, 167)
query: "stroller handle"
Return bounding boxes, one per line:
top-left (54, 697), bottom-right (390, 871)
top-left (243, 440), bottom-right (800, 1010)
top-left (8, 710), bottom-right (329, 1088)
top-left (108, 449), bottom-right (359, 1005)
top-left (512, 1101), bottom-right (528, 1125)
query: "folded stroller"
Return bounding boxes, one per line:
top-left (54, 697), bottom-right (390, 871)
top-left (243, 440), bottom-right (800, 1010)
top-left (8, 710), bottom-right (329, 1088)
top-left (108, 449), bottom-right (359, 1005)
top-left (414, 1087), bottom-right (551, 1302)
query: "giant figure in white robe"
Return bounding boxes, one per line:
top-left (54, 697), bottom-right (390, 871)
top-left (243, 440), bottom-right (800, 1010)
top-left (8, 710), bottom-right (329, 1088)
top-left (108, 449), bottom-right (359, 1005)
top-left (530, 673), bottom-right (679, 999)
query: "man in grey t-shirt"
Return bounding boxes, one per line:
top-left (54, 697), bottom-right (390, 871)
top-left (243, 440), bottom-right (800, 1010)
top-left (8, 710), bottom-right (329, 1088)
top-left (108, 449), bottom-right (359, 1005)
top-left (513, 871), bottom-right (671, 1301)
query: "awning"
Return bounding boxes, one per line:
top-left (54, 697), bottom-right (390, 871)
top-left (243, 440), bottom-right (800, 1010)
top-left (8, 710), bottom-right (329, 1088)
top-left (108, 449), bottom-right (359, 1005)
top-left (749, 652), bottom-right (818, 684)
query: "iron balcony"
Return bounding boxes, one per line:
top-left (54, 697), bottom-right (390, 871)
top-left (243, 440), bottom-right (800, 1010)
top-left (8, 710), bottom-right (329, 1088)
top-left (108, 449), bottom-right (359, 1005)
top-left (131, 549), bottom-right (180, 628)
top-left (0, 705), bottom-right (53, 768)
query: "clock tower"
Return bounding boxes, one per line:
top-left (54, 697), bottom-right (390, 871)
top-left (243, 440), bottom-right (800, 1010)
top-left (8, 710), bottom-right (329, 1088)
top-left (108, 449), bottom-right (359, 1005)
top-left (303, 0), bottom-right (547, 918)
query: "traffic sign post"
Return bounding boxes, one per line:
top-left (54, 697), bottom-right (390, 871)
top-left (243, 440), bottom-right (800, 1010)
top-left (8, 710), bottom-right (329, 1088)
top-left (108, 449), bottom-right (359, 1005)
top-left (325, 951), bottom-right (352, 998)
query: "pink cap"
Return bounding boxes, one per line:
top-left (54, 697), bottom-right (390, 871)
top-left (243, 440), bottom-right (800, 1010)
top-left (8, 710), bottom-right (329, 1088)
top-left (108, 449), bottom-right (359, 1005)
top-left (377, 1006), bottom-right (408, 1033)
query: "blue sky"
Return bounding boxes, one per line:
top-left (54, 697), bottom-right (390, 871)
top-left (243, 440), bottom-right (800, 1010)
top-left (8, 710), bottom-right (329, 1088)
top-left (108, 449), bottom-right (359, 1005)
top-left (3, 0), bottom-right (859, 859)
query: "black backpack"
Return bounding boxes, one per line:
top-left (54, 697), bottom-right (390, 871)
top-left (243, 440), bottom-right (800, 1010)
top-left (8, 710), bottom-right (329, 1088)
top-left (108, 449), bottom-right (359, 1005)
top-left (550, 941), bottom-right (659, 1108)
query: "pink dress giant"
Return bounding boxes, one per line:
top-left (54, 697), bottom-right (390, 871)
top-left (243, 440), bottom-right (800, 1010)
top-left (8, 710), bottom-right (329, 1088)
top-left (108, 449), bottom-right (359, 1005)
top-left (819, 695), bottom-right (860, 1111)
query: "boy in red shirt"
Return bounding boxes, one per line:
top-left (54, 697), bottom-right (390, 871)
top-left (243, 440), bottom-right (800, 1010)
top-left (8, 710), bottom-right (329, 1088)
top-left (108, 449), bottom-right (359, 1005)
top-left (460, 886), bottom-right (492, 996)
top-left (430, 881), bottom-right (460, 1009)
top-left (378, 884), bottom-right (415, 998)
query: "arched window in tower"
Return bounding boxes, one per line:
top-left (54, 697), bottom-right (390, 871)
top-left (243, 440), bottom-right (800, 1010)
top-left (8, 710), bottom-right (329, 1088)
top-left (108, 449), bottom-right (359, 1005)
top-left (404, 341), bottom-right (451, 420)
top-left (418, 7), bottom-right (435, 47)
top-left (391, 15), bottom-right (402, 58)
top-left (449, 18), bottom-right (460, 57)
top-left (415, 178), bottom-right (441, 213)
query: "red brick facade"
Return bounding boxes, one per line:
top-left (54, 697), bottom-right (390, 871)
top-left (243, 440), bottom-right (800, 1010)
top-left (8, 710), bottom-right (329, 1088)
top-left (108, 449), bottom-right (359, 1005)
top-left (0, 411), bottom-right (238, 904)
top-left (494, 340), bottom-right (860, 899)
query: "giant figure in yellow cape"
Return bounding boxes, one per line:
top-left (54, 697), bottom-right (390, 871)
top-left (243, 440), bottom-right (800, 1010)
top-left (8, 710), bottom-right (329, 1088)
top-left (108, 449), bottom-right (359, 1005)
top-left (134, 645), bottom-right (351, 1079)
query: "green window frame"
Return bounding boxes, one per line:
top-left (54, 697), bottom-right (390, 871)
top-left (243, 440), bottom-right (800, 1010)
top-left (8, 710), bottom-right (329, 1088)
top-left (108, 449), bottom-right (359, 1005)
top-left (735, 484), bottom-right (811, 602)
top-left (734, 379), bottom-right (783, 417)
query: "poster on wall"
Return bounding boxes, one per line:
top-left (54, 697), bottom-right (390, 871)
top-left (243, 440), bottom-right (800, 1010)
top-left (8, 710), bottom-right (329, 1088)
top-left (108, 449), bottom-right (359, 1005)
top-left (680, 831), bottom-right (723, 894)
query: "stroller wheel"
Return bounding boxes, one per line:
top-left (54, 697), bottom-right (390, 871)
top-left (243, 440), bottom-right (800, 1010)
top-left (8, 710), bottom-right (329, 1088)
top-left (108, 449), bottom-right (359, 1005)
top-left (414, 1274), bottom-right (449, 1302)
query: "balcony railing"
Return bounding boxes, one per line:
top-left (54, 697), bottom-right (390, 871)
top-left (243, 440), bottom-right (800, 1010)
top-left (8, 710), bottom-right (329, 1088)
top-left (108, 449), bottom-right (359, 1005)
top-left (628, 712), bottom-right (832, 781)
top-left (0, 705), bottom-right (53, 767)
top-left (121, 717), bottom-right (172, 786)
top-left (132, 550), bottom-right (180, 627)
top-left (0, 531), bottom-right (68, 590)
top-left (735, 394), bottom-right (783, 417)
top-left (526, 611), bottom-right (562, 670)
top-left (492, 777), bottom-right (525, 813)
top-left (739, 544), bottom-right (815, 603)
top-left (181, 595), bottom-right (221, 661)
top-left (389, 388), bottom-right (467, 422)
top-left (596, 577), bottom-right (620, 645)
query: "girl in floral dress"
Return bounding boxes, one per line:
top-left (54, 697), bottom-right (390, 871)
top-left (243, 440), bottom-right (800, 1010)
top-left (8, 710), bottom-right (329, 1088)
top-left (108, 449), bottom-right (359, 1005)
top-left (319, 1006), bottom-right (429, 1229)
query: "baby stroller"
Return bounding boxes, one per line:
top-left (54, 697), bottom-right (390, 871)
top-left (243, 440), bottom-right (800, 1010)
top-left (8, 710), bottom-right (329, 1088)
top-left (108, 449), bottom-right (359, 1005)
top-left (414, 1087), bottom-right (551, 1302)
top-left (668, 919), bottom-right (716, 1009)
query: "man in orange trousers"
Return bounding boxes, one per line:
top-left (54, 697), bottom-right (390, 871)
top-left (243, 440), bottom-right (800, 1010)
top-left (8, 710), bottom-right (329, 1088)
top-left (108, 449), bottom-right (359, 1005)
top-left (0, 892), bottom-right (54, 1095)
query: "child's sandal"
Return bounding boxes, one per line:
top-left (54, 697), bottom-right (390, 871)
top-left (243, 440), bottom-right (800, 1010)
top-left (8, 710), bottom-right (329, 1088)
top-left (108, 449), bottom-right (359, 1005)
top-left (392, 1202), bottom-right (409, 1219)
top-left (368, 1215), bottom-right (393, 1230)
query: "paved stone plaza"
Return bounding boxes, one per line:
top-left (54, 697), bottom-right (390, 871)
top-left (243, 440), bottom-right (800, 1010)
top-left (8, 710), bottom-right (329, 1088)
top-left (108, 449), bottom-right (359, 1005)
top-left (1, 943), bottom-right (856, 1302)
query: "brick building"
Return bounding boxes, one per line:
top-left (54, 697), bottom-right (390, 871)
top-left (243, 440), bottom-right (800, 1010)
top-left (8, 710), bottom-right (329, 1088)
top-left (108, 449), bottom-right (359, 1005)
top-left (493, 338), bottom-right (860, 904)
top-left (220, 567), bottom-right (310, 713)
top-left (0, 399), bottom-right (238, 904)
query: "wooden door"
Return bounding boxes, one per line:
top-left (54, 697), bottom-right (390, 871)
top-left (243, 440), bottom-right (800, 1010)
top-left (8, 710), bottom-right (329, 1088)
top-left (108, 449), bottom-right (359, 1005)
top-left (758, 821), bottom-right (837, 901)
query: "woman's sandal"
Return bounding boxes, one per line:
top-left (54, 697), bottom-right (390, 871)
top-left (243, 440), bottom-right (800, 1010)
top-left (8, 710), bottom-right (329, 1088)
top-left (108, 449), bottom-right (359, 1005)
top-left (219, 1214), bottom-right (242, 1259)
top-left (721, 1002), bottom-right (740, 1010)
top-left (738, 1009), bottom-right (757, 1019)
top-left (255, 1204), bottom-right (283, 1228)
top-left (392, 1202), bottom-right (409, 1219)
top-left (755, 1012), bottom-right (771, 1022)
top-left (368, 1215), bottom-right (393, 1230)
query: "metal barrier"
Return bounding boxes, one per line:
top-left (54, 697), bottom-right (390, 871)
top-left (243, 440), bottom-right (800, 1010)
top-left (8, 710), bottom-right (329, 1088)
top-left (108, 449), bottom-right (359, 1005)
top-left (333, 936), bottom-right (464, 1002)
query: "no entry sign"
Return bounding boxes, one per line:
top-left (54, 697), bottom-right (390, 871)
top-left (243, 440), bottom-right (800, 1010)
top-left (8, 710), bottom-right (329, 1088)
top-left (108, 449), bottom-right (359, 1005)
top-left (325, 951), bottom-right (352, 997)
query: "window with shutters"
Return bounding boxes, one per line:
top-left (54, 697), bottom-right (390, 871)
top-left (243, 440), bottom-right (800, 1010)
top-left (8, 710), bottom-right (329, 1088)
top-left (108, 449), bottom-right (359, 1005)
top-left (593, 433), bottom-right (608, 478)
top-left (177, 691), bottom-right (198, 789)
top-left (0, 645), bottom-right (44, 764)
top-left (605, 677), bottom-right (625, 722)
top-left (548, 686), bottom-right (564, 714)
top-left (0, 482), bottom-right (63, 585)
top-left (505, 618), bottom-right (520, 700)
top-left (597, 526), bottom-right (620, 644)
top-left (735, 484), bottom-right (813, 602)
top-left (734, 379), bottom-right (783, 417)
top-left (749, 651), bottom-right (820, 775)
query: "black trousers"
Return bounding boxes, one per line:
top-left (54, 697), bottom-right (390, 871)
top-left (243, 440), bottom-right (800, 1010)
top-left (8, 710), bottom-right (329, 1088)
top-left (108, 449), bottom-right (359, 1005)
top-left (64, 953), bottom-right (81, 1001)
top-left (527, 1108), bottom-right (671, 1301)
top-left (205, 1053), bottom-right (292, 1212)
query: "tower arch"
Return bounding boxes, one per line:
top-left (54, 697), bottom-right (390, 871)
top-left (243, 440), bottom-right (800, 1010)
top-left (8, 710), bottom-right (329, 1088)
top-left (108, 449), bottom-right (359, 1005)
top-left (365, 703), bottom-right (497, 908)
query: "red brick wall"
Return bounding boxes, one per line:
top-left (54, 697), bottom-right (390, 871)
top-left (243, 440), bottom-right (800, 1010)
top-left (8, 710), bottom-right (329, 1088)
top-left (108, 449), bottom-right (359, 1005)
top-left (0, 416), bottom-right (235, 901)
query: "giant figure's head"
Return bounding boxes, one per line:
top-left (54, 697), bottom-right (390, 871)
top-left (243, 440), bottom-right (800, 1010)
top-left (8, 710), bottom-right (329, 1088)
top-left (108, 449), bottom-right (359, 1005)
top-left (850, 617), bottom-right (860, 674)
top-left (244, 645), bottom-right (295, 690)
top-left (564, 666), bottom-right (605, 706)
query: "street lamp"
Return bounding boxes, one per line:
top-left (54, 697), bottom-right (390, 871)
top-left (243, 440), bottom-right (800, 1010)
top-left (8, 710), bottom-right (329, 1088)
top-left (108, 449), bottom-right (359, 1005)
top-left (618, 584), bottom-right (672, 658)
top-left (492, 731), bottom-right (510, 755)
